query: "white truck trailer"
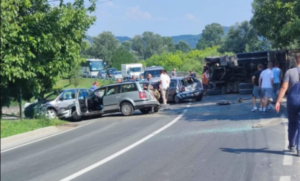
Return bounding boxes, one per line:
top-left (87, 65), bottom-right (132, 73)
top-left (121, 63), bottom-right (144, 80)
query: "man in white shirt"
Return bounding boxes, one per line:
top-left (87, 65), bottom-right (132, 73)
top-left (259, 62), bottom-right (274, 114)
top-left (160, 70), bottom-right (170, 104)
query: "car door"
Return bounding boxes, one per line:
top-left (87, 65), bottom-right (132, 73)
top-left (77, 89), bottom-right (88, 113)
top-left (58, 89), bottom-right (76, 109)
top-left (167, 80), bottom-right (178, 101)
top-left (103, 85), bottom-right (120, 111)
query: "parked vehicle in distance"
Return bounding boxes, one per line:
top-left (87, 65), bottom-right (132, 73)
top-left (144, 66), bottom-right (164, 82)
top-left (106, 68), bottom-right (117, 79)
top-left (112, 71), bottom-right (123, 81)
top-left (97, 70), bottom-right (107, 79)
top-left (121, 63), bottom-right (144, 80)
top-left (24, 88), bottom-right (92, 121)
top-left (70, 82), bottom-right (160, 119)
top-left (81, 59), bottom-right (106, 78)
top-left (167, 76), bottom-right (203, 103)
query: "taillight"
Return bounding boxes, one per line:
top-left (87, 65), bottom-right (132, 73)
top-left (181, 87), bottom-right (185, 92)
top-left (139, 92), bottom-right (147, 99)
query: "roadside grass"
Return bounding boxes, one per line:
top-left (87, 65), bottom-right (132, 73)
top-left (1, 119), bottom-right (67, 138)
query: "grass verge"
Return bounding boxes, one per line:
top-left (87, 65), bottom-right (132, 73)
top-left (1, 119), bottom-right (67, 138)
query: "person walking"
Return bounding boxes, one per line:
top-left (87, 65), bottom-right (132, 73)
top-left (275, 53), bottom-right (300, 157)
top-left (251, 64), bottom-right (264, 112)
top-left (202, 69), bottom-right (209, 96)
top-left (272, 62), bottom-right (282, 103)
top-left (160, 70), bottom-right (170, 105)
top-left (259, 62), bottom-right (274, 114)
top-left (172, 68), bottom-right (177, 77)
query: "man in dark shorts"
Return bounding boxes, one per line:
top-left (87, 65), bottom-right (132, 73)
top-left (276, 53), bottom-right (300, 157)
top-left (251, 64), bottom-right (263, 112)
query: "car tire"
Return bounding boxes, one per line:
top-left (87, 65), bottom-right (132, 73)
top-left (140, 108), bottom-right (151, 114)
top-left (196, 94), bottom-right (203, 101)
top-left (239, 83), bottom-right (252, 90)
top-left (121, 102), bottom-right (134, 116)
top-left (239, 89), bottom-right (253, 95)
top-left (153, 106), bottom-right (159, 113)
top-left (71, 110), bottom-right (82, 121)
top-left (45, 108), bottom-right (57, 119)
top-left (174, 94), bottom-right (181, 103)
top-left (207, 89), bottom-right (222, 95)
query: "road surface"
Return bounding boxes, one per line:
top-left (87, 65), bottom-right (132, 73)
top-left (1, 95), bottom-right (299, 181)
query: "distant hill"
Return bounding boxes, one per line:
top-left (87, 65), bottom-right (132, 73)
top-left (85, 26), bottom-right (230, 49)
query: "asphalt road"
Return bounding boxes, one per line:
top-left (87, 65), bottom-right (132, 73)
top-left (1, 95), bottom-right (299, 181)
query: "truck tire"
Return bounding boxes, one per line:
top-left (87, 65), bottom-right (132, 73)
top-left (207, 89), bottom-right (222, 95)
top-left (239, 83), bottom-right (253, 90)
top-left (239, 89), bottom-right (253, 95)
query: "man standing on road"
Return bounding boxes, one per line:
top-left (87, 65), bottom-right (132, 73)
top-left (160, 70), bottom-right (170, 105)
top-left (272, 62), bottom-right (282, 103)
top-left (172, 68), bottom-right (177, 77)
top-left (146, 74), bottom-right (152, 81)
top-left (259, 62), bottom-right (274, 114)
top-left (131, 75), bottom-right (137, 82)
top-left (139, 75), bottom-right (145, 82)
top-left (90, 82), bottom-right (98, 91)
top-left (202, 69), bottom-right (209, 97)
top-left (251, 64), bottom-right (264, 112)
top-left (275, 53), bottom-right (300, 157)
top-left (190, 70), bottom-right (196, 77)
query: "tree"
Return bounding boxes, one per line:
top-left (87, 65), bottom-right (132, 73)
top-left (162, 37), bottom-right (176, 52)
top-left (175, 41), bottom-right (192, 53)
top-left (251, 0), bottom-right (300, 48)
top-left (1, 0), bottom-right (96, 116)
top-left (111, 48), bottom-right (135, 70)
top-left (121, 41), bottom-right (132, 52)
top-left (219, 21), bottom-right (270, 53)
top-left (196, 23), bottom-right (224, 50)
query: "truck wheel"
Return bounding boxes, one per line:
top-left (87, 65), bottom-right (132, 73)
top-left (239, 89), bottom-right (253, 95)
top-left (72, 110), bottom-right (82, 121)
top-left (140, 108), bottom-right (151, 114)
top-left (121, 102), bottom-right (134, 116)
top-left (207, 89), bottom-right (222, 95)
top-left (239, 83), bottom-right (252, 90)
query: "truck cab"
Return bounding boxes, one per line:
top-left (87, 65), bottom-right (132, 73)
top-left (121, 63), bottom-right (144, 80)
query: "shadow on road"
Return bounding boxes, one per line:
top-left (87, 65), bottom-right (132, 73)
top-left (220, 147), bottom-right (285, 155)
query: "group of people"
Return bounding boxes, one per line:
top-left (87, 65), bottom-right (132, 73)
top-left (252, 53), bottom-right (300, 156)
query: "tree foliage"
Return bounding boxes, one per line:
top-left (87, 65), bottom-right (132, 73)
top-left (175, 41), bottom-right (192, 53)
top-left (196, 23), bottom-right (224, 50)
top-left (111, 47), bottom-right (135, 70)
top-left (251, 0), bottom-right (300, 48)
top-left (1, 0), bottom-right (96, 113)
top-left (219, 21), bottom-right (270, 53)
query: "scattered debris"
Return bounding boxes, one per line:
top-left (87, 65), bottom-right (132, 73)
top-left (217, 101), bottom-right (231, 105)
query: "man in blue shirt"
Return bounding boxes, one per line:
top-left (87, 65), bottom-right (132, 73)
top-left (90, 82), bottom-right (98, 91)
top-left (272, 62), bottom-right (282, 103)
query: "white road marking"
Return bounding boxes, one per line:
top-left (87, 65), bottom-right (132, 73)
top-left (279, 176), bottom-right (291, 181)
top-left (60, 108), bottom-right (188, 181)
top-left (281, 114), bottom-right (293, 166)
top-left (1, 121), bottom-right (95, 153)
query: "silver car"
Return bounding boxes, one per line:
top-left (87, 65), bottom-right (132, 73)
top-left (72, 82), bottom-right (160, 119)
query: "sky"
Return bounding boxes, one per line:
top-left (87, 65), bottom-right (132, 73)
top-left (86, 0), bottom-right (253, 37)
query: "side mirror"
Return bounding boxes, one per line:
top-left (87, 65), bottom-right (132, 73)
top-left (59, 97), bottom-right (64, 101)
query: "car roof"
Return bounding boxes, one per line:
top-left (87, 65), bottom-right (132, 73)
top-left (100, 82), bottom-right (139, 88)
top-left (171, 76), bottom-right (195, 80)
top-left (62, 88), bottom-right (89, 91)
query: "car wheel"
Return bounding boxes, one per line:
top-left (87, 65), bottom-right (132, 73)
top-left (45, 109), bottom-right (57, 119)
top-left (153, 106), bottom-right (159, 113)
top-left (174, 95), bottom-right (181, 103)
top-left (140, 108), bottom-right (151, 114)
top-left (72, 110), bottom-right (82, 121)
top-left (196, 94), bottom-right (203, 101)
top-left (121, 102), bottom-right (134, 116)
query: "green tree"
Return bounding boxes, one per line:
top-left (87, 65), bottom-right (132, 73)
top-left (121, 41), bottom-right (132, 52)
top-left (1, 0), bottom-right (96, 116)
top-left (219, 21), bottom-right (269, 53)
top-left (251, 0), bottom-right (300, 48)
top-left (111, 48), bottom-right (135, 70)
top-left (196, 23), bottom-right (224, 50)
top-left (88, 31), bottom-right (119, 67)
top-left (175, 41), bottom-right (192, 53)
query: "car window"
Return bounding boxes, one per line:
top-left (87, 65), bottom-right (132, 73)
top-left (61, 90), bottom-right (75, 100)
top-left (78, 90), bottom-right (88, 100)
top-left (121, 83), bottom-right (138, 93)
top-left (94, 88), bottom-right (106, 97)
top-left (106, 86), bottom-right (120, 95)
top-left (170, 80), bottom-right (177, 88)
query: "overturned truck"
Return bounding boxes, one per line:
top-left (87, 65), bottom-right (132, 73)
top-left (204, 50), bottom-right (300, 95)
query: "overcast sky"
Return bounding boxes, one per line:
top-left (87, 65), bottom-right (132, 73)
top-left (85, 0), bottom-right (253, 37)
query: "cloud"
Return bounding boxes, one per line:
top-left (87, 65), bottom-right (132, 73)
top-left (126, 6), bottom-right (152, 20)
top-left (186, 13), bottom-right (196, 20)
top-left (106, 1), bottom-right (119, 9)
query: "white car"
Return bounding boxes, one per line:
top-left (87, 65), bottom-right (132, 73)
top-left (112, 71), bottom-right (123, 81)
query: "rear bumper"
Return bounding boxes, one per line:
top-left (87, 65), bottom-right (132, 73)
top-left (177, 90), bottom-right (203, 100)
top-left (134, 99), bottom-right (160, 109)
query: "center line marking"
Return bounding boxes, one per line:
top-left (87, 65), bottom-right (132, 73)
top-left (281, 114), bottom-right (293, 166)
top-left (61, 108), bottom-right (189, 181)
top-left (279, 176), bottom-right (291, 181)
